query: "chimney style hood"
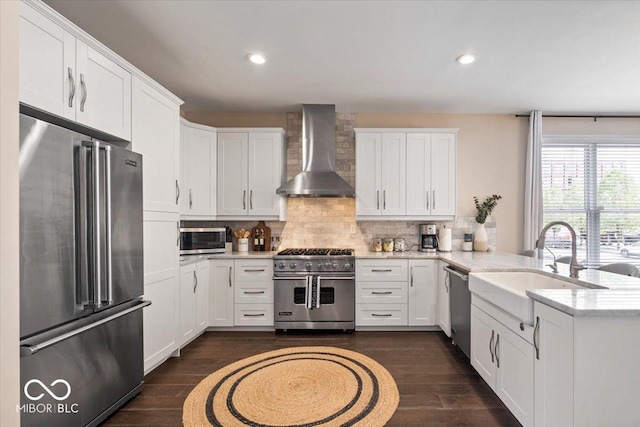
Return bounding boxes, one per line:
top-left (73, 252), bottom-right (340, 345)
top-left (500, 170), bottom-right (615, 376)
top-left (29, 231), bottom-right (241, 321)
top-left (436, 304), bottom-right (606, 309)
top-left (276, 104), bottom-right (355, 197)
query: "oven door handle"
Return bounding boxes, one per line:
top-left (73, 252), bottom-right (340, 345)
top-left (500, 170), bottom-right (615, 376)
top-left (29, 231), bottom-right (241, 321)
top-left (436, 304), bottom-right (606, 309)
top-left (316, 277), bottom-right (321, 309)
top-left (306, 276), bottom-right (312, 309)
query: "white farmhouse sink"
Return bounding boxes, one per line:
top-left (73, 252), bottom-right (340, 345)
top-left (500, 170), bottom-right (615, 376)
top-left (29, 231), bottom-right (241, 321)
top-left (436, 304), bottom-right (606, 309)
top-left (469, 271), bottom-right (587, 325)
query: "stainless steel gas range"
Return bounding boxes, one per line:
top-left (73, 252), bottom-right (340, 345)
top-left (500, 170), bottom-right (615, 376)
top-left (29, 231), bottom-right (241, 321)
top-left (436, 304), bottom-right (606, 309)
top-left (273, 248), bottom-right (355, 331)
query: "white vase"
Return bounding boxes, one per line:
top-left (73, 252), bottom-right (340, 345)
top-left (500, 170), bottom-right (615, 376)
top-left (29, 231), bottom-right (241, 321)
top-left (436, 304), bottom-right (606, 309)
top-left (473, 222), bottom-right (489, 252)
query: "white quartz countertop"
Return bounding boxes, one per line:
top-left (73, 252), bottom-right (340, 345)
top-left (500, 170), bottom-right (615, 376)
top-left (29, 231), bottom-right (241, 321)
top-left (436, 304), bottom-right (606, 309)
top-left (182, 249), bottom-right (640, 315)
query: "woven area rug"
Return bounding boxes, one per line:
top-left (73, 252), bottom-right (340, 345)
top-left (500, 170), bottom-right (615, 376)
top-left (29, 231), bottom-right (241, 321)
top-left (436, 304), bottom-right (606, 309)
top-left (182, 346), bottom-right (400, 427)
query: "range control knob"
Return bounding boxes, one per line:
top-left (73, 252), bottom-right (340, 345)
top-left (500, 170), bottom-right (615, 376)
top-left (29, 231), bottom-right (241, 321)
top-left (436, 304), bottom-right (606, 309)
top-left (278, 261), bottom-right (286, 269)
top-left (325, 262), bottom-right (332, 268)
top-left (332, 262), bottom-right (338, 270)
top-left (305, 262), bottom-right (313, 270)
top-left (290, 262), bottom-right (297, 269)
top-left (344, 262), bottom-right (352, 270)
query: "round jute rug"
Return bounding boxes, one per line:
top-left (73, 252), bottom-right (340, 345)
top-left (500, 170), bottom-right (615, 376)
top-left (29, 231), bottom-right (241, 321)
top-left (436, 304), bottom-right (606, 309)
top-left (182, 346), bottom-right (400, 427)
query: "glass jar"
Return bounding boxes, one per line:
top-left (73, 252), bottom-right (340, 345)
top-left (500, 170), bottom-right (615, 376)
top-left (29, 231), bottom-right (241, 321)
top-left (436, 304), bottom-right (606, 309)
top-left (394, 238), bottom-right (405, 252)
top-left (383, 238), bottom-right (394, 252)
top-left (371, 238), bottom-right (382, 252)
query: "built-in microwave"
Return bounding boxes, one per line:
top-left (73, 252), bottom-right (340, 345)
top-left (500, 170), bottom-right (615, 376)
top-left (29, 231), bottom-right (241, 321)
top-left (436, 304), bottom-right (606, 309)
top-left (180, 227), bottom-right (226, 255)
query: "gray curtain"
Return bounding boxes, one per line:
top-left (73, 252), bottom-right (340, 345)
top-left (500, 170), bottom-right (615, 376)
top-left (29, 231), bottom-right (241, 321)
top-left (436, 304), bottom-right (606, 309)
top-left (524, 111), bottom-right (543, 250)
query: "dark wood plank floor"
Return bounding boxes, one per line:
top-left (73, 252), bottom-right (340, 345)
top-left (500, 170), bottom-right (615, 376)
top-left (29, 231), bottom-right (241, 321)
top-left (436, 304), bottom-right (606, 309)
top-left (102, 331), bottom-right (520, 426)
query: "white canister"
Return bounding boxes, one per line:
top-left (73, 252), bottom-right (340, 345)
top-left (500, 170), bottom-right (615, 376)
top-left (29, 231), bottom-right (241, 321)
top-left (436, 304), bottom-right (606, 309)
top-left (238, 238), bottom-right (249, 252)
top-left (438, 227), bottom-right (452, 252)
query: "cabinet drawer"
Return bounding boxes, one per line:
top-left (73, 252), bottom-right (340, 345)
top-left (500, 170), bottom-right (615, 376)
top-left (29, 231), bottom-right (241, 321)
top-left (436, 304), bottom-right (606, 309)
top-left (234, 259), bottom-right (273, 281)
top-left (356, 281), bottom-right (407, 304)
top-left (356, 303), bottom-right (408, 326)
top-left (234, 304), bottom-right (273, 326)
top-left (356, 260), bottom-right (407, 281)
top-left (235, 282), bottom-right (274, 304)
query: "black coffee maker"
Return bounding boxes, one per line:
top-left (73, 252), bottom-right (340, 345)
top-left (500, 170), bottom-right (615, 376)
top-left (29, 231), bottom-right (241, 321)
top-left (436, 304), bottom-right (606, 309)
top-left (420, 224), bottom-right (439, 253)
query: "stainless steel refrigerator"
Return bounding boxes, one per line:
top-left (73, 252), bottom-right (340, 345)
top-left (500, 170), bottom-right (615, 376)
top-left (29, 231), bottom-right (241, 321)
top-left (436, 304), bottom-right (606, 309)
top-left (18, 113), bottom-right (149, 427)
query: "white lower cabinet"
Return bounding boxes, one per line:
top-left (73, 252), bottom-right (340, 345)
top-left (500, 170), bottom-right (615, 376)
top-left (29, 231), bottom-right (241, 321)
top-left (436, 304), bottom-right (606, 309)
top-left (179, 261), bottom-right (209, 347)
top-left (233, 259), bottom-right (273, 326)
top-left (209, 260), bottom-right (234, 327)
top-left (436, 261), bottom-right (451, 336)
top-left (471, 302), bottom-right (534, 427)
top-left (408, 260), bottom-right (436, 326)
top-left (356, 260), bottom-right (409, 327)
top-left (356, 304), bottom-right (408, 326)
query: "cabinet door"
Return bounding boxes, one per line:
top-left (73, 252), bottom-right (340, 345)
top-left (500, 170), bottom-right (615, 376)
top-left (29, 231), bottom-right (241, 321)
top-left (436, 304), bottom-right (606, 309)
top-left (132, 77), bottom-right (180, 213)
top-left (184, 128), bottom-right (216, 216)
top-left (196, 261), bottom-right (210, 332)
top-left (355, 133), bottom-right (382, 216)
top-left (179, 125), bottom-right (192, 215)
top-left (406, 133), bottom-right (431, 216)
top-left (76, 40), bottom-right (131, 140)
top-left (380, 133), bottom-right (406, 216)
top-left (495, 324), bottom-right (534, 427)
top-left (437, 262), bottom-right (451, 337)
top-left (534, 302), bottom-right (574, 427)
top-left (142, 212), bottom-right (180, 373)
top-left (248, 133), bottom-right (281, 216)
top-left (217, 133), bottom-right (248, 216)
top-left (179, 263), bottom-right (197, 345)
top-left (470, 304), bottom-right (497, 387)
top-left (19, 2), bottom-right (75, 121)
top-left (430, 134), bottom-right (456, 216)
top-left (408, 260), bottom-right (436, 326)
top-left (209, 260), bottom-right (234, 327)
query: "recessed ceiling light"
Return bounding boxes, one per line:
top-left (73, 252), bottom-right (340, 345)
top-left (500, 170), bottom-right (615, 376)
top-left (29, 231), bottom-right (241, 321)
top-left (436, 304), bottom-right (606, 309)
top-left (247, 53), bottom-right (266, 65)
top-left (456, 53), bottom-right (477, 65)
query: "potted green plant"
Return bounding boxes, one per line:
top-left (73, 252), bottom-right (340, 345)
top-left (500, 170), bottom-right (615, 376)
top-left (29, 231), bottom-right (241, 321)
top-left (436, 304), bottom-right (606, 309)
top-left (473, 194), bottom-right (502, 251)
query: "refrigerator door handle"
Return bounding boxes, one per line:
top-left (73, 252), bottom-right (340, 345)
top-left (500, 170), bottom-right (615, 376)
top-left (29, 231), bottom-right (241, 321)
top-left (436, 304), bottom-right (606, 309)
top-left (20, 300), bottom-right (151, 357)
top-left (104, 145), bottom-right (113, 305)
top-left (88, 142), bottom-right (102, 309)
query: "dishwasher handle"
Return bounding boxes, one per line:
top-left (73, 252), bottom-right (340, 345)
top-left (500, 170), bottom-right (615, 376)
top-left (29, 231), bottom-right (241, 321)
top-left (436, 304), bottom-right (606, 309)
top-left (444, 265), bottom-right (469, 282)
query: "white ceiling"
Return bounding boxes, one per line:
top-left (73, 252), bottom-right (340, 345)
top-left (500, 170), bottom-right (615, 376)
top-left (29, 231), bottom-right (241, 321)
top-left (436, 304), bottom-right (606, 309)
top-left (45, 0), bottom-right (640, 114)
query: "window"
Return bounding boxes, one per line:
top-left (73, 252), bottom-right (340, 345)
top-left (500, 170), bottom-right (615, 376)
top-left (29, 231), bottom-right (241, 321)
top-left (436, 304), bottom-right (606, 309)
top-left (541, 135), bottom-right (640, 267)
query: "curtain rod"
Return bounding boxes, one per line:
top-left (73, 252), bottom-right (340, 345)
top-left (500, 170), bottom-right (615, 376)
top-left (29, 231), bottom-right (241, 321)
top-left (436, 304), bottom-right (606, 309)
top-left (515, 114), bottom-right (640, 121)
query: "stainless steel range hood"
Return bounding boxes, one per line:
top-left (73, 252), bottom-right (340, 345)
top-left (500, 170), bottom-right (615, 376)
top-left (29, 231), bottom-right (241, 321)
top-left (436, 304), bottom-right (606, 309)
top-left (276, 104), bottom-right (355, 197)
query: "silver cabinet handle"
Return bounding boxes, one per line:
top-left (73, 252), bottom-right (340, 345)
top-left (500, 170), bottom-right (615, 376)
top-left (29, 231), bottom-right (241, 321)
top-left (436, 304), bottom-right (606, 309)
top-left (244, 313), bottom-right (265, 317)
top-left (244, 291), bottom-right (265, 295)
top-left (372, 313), bottom-right (393, 317)
top-left (372, 291), bottom-right (392, 295)
top-left (376, 190), bottom-right (380, 210)
top-left (243, 190), bottom-right (246, 210)
top-left (193, 270), bottom-right (197, 293)
top-left (495, 334), bottom-right (500, 368)
top-left (410, 267), bottom-right (414, 287)
top-left (372, 269), bottom-right (392, 272)
top-left (189, 189), bottom-right (193, 209)
top-left (489, 329), bottom-right (495, 363)
top-left (250, 190), bottom-right (253, 210)
top-left (383, 190), bottom-right (386, 209)
top-left (68, 67), bottom-right (75, 107)
top-left (244, 269), bottom-right (265, 272)
top-left (80, 73), bottom-right (87, 112)
top-left (433, 190), bottom-right (436, 209)
top-left (176, 222), bottom-right (180, 246)
top-left (426, 190), bottom-right (429, 210)
top-left (228, 266), bottom-right (232, 287)
top-left (175, 180), bottom-right (180, 204)
top-left (20, 300), bottom-right (151, 357)
top-left (534, 316), bottom-right (540, 360)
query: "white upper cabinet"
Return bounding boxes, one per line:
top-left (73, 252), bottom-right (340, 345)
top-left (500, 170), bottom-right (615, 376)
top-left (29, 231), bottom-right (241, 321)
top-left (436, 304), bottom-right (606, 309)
top-left (356, 128), bottom-right (457, 220)
top-left (217, 129), bottom-right (285, 219)
top-left (19, 2), bottom-right (131, 140)
top-left (180, 120), bottom-right (216, 217)
top-left (19, 2), bottom-right (75, 121)
top-left (132, 77), bottom-right (181, 213)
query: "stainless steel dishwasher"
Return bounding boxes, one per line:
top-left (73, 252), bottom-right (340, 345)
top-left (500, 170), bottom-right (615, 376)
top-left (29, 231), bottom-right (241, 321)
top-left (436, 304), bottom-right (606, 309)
top-left (444, 265), bottom-right (471, 358)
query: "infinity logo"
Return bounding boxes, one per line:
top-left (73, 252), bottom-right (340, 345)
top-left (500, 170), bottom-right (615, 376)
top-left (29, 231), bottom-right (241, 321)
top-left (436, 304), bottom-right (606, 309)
top-left (24, 379), bottom-right (71, 401)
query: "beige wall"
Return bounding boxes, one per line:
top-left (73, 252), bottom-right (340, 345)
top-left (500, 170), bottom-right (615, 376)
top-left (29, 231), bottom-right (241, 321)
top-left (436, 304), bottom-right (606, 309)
top-left (1, 1), bottom-right (21, 425)
top-left (186, 111), bottom-right (530, 253)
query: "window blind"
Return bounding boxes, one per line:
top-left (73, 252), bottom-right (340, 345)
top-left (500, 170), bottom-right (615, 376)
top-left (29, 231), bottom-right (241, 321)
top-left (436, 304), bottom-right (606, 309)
top-left (541, 136), bottom-right (640, 267)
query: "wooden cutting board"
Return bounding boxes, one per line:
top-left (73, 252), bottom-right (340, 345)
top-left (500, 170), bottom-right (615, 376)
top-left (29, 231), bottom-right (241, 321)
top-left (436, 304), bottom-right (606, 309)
top-left (250, 221), bottom-right (271, 251)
